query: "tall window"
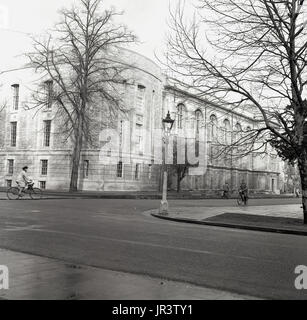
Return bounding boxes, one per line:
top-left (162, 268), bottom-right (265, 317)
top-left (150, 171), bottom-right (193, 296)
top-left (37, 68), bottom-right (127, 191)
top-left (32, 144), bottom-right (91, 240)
top-left (136, 85), bottom-right (146, 114)
top-left (209, 115), bottom-right (217, 140)
top-left (135, 124), bottom-right (143, 154)
top-left (11, 84), bottom-right (19, 110)
top-left (223, 119), bottom-right (231, 145)
top-left (235, 123), bottom-right (242, 142)
top-left (10, 122), bottom-right (17, 147)
top-left (135, 164), bottom-right (141, 180)
top-left (246, 126), bottom-right (252, 168)
top-left (195, 110), bottom-right (202, 135)
top-left (7, 159), bottom-right (14, 175)
top-left (43, 120), bottom-right (51, 147)
top-left (235, 123), bottom-right (242, 132)
top-left (177, 104), bottom-right (185, 129)
top-left (119, 120), bottom-right (123, 157)
top-left (235, 123), bottom-right (242, 167)
top-left (209, 115), bottom-right (218, 163)
top-left (117, 161), bottom-right (123, 178)
top-left (148, 165), bottom-right (152, 180)
top-left (41, 160), bottom-right (48, 176)
top-left (195, 110), bottom-right (202, 157)
top-left (45, 80), bottom-right (53, 109)
top-left (83, 160), bottom-right (89, 178)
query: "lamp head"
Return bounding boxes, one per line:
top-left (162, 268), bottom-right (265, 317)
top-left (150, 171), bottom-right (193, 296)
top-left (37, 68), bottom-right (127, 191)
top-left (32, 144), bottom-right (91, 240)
top-left (162, 111), bottom-right (175, 133)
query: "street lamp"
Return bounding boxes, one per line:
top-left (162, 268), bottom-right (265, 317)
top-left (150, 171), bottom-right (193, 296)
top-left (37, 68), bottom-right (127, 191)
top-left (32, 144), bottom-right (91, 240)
top-left (159, 111), bottom-right (175, 215)
top-left (303, 121), bottom-right (307, 148)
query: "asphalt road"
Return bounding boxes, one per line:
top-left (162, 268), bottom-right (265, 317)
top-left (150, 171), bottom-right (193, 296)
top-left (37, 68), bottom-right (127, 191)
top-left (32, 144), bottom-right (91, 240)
top-left (0, 197), bottom-right (306, 300)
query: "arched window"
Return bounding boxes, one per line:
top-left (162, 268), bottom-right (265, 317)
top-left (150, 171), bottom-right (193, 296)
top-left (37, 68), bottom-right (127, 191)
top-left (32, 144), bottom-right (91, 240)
top-left (195, 110), bottom-right (203, 157)
top-left (209, 114), bottom-right (217, 140)
top-left (235, 123), bottom-right (243, 167)
top-left (235, 123), bottom-right (243, 141)
top-left (235, 123), bottom-right (242, 132)
top-left (223, 119), bottom-right (231, 145)
top-left (195, 110), bottom-right (202, 134)
top-left (177, 104), bottom-right (186, 129)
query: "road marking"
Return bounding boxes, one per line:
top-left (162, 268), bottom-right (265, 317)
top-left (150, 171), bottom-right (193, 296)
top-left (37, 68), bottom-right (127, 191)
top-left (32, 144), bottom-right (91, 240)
top-left (5, 225), bottom-right (44, 231)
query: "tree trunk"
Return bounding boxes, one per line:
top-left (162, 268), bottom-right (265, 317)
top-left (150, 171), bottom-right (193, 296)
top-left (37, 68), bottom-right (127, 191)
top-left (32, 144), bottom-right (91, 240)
top-left (177, 170), bottom-right (181, 193)
top-left (69, 127), bottom-right (83, 192)
top-left (298, 157), bottom-right (307, 224)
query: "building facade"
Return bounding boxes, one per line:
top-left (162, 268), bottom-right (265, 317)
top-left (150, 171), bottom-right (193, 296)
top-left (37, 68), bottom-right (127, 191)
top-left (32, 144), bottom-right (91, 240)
top-left (0, 49), bottom-right (283, 194)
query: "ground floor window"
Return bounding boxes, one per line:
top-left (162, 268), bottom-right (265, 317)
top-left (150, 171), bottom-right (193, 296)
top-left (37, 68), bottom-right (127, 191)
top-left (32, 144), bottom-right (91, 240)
top-left (39, 181), bottom-right (46, 190)
top-left (135, 164), bottom-right (141, 180)
top-left (6, 180), bottom-right (12, 188)
top-left (117, 161), bottom-right (123, 178)
top-left (7, 159), bottom-right (14, 175)
top-left (148, 165), bottom-right (152, 180)
top-left (83, 160), bottom-right (89, 178)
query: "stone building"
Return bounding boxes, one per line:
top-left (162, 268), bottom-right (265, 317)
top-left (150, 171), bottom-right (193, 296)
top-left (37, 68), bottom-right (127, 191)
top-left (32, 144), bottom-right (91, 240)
top-left (163, 81), bottom-right (282, 195)
top-left (0, 49), bottom-right (282, 193)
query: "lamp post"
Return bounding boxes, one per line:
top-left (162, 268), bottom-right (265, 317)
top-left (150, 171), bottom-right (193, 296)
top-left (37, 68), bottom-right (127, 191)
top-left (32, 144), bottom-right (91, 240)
top-left (304, 122), bottom-right (307, 146)
top-left (159, 111), bottom-right (175, 215)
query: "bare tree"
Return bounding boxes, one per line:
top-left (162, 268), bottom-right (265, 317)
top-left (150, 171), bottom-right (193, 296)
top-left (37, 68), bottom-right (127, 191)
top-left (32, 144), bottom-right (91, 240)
top-left (166, 0), bottom-right (307, 222)
top-left (168, 136), bottom-right (191, 192)
top-left (27, 0), bottom-right (136, 191)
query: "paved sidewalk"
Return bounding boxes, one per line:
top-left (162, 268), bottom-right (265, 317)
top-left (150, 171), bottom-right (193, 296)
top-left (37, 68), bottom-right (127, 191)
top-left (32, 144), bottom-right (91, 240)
top-left (0, 249), bottom-right (259, 300)
top-left (151, 204), bottom-right (307, 236)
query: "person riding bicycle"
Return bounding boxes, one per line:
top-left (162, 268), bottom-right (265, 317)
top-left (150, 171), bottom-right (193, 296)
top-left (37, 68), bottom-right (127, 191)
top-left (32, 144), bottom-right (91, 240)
top-left (239, 181), bottom-right (248, 203)
top-left (16, 166), bottom-right (32, 197)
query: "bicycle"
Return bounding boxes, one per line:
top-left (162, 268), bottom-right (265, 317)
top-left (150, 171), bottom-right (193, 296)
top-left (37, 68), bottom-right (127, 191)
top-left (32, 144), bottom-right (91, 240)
top-left (237, 192), bottom-right (248, 206)
top-left (7, 182), bottom-right (42, 200)
top-left (221, 191), bottom-right (229, 199)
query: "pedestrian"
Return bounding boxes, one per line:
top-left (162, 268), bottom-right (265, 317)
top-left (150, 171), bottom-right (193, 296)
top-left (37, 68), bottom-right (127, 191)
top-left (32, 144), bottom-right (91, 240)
top-left (239, 181), bottom-right (248, 204)
top-left (222, 182), bottom-right (230, 199)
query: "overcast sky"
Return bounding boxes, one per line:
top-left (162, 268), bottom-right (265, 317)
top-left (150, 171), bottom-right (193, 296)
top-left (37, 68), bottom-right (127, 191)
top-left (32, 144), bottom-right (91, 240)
top-left (0, 0), bottom-right (187, 71)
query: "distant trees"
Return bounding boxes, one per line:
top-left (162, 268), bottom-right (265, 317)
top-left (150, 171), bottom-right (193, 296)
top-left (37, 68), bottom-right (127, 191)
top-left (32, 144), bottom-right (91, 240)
top-left (27, 0), bottom-right (136, 191)
top-left (166, 0), bottom-right (307, 222)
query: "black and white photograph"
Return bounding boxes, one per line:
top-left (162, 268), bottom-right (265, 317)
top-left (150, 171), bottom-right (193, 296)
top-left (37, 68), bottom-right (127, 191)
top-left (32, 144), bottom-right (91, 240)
top-left (0, 0), bottom-right (307, 305)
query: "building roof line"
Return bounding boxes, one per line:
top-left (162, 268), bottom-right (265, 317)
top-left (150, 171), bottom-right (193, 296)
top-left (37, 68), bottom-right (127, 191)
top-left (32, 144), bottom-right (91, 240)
top-left (0, 57), bottom-right (164, 84)
top-left (164, 84), bottom-right (262, 123)
top-left (0, 66), bottom-right (33, 75)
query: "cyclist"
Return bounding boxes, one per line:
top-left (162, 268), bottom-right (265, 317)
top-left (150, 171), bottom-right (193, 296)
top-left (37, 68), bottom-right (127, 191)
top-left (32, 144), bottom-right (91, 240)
top-left (222, 182), bottom-right (230, 199)
top-left (16, 166), bottom-right (32, 197)
top-left (239, 181), bottom-right (248, 204)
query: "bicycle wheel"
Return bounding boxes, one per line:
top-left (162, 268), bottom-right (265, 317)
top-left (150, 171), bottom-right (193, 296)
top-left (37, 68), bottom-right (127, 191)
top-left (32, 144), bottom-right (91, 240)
top-left (7, 187), bottom-right (20, 200)
top-left (244, 197), bottom-right (249, 206)
top-left (237, 196), bottom-right (243, 206)
top-left (30, 188), bottom-right (42, 200)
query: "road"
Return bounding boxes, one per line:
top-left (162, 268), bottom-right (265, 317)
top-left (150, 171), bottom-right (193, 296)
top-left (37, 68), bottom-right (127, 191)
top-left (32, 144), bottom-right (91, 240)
top-left (0, 197), bottom-right (306, 300)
